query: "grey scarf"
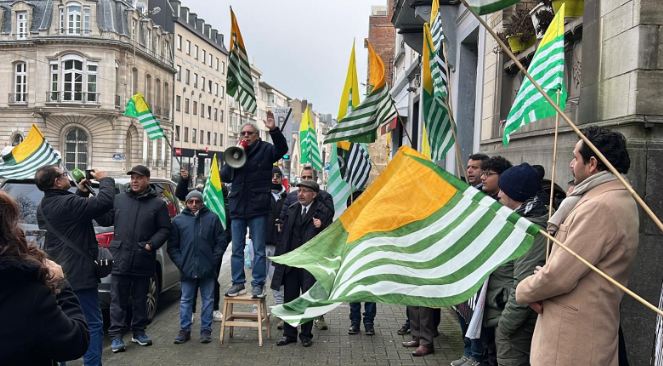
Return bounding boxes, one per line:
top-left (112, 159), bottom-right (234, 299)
top-left (547, 171), bottom-right (617, 234)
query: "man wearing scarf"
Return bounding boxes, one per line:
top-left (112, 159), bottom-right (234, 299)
top-left (516, 127), bottom-right (639, 366)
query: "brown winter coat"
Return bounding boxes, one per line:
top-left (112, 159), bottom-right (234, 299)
top-left (515, 180), bottom-right (639, 366)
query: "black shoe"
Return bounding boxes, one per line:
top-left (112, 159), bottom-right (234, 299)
top-left (173, 330), bottom-right (191, 344)
top-left (348, 324), bottom-right (360, 335)
top-left (276, 337), bottom-right (297, 346)
top-left (301, 338), bottom-right (313, 347)
top-left (397, 324), bottom-right (410, 335)
top-left (364, 325), bottom-right (375, 336)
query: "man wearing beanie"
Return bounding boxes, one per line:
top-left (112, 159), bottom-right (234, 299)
top-left (493, 163), bottom-right (548, 366)
top-left (168, 190), bottom-right (227, 344)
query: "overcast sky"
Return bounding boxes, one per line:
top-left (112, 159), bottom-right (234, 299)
top-left (181, 0), bottom-right (384, 117)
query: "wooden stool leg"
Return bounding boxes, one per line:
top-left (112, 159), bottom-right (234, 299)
top-left (220, 299), bottom-right (228, 345)
top-left (257, 301), bottom-right (263, 347)
top-left (229, 302), bottom-right (234, 338)
top-left (263, 300), bottom-right (271, 339)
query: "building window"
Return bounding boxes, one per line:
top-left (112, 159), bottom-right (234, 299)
top-left (176, 95), bottom-right (181, 111)
top-left (202, 49), bottom-right (206, 64)
top-left (13, 62), bottom-right (27, 103)
top-left (175, 126), bottom-right (180, 141)
top-left (176, 35), bottom-right (182, 50)
top-left (184, 98), bottom-right (190, 113)
top-left (220, 110), bottom-right (224, 123)
top-left (176, 65), bottom-right (181, 81)
top-left (221, 61), bottom-right (225, 74)
top-left (208, 80), bottom-right (213, 94)
top-left (48, 55), bottom-right (98, 103)
top-left (16, 12), bottom-right (28, 39)
top-left (214, 132), bottom-right (217, 146)
top-left (214, 83), bottom-right (218, 96)
top-left (63, 59), bottom-right (83, 101)
top-left (145, 74), bottom-right (152, 104)
top-left (50, 63), bottom-right (58, 101)
top-left (215, 57), bottom-right (219, 70)
top-left (155, 79), bottom-right (161, 113)
top-left (192, 128), bottom-right (197, 143)
top-left (208, 106), bottom-right (212, 119)
top-left (193, 101), bottom-right (197, 115)
top-left (220, 86), bottom-right (224, 95)
top-left (193, 73), bottom-right (198, 88)
top-left (86, 63), bottom-right (97, 102)
top-left (214, 108), bottom-right (218, 121)
top-left (67, 4), bottom-right (82, 35)
top-left (164, 82), bottom-right (169, 115)
top-left (185, 40), bottom-right (190, 55)
top-left (184, 127), bottom-right (189, 142)
top-left (185, 69), bottom-right (190, 85)
top-left (194, 45), bottom-right (198, 60)
top-left (59, 7), bottom-right (65, 33)
top-left (207, 131), bottom-right (211, 145)
top-left (201, 103), bottom-right (205, 118)
top-left (201, 76), bottom-right (205, 91)
top-left (219, 133), bottom-right (223, 147)
top-left (83, 7), bottom-right (91, 34)
top-left (131, 67), bottom-right (138, 95)
top-left (64, 127), bottom-right (88, 170)
top-left (200, 130), bottom-right (204, 144)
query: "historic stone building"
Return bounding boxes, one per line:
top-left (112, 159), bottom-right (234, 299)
top-left (0, 0), bottom-right (175, 177)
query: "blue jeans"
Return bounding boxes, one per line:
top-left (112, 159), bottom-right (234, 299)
top-left (231, 216), bottom-right (267, 287)
top-left (180, 278), bottom-right (215, 333)
top-left (457, 312), bottom-right (483, 360)
top-left (76, 288), bottom-right (103, 366)
top-left (349, 302), bottom-right (376, 326)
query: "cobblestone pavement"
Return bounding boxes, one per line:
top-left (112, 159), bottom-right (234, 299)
top-left (96, 250), bottom-right (463, 365)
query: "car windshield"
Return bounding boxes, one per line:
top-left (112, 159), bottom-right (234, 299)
top-left (2, 183), bottom-right (76, 225)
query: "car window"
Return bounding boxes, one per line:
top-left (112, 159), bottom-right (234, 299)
top-left (2, 183), bottom-right (75, 224)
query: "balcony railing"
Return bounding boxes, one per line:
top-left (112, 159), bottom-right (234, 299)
top-left (8, 93), bottom-right (28, 105)
top-left (46, 91), bottom-right (100, 104)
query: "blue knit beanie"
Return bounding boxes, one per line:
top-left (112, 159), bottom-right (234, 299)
top-left (498, 163), bottom-right (541, 202)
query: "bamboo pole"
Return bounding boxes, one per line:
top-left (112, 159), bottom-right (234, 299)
top-left (459, 0), bottom-right (663, 241)
top-left (540, 228), bottom-right (663, 317)
top-left (546, 90), bottom-right (562, 261)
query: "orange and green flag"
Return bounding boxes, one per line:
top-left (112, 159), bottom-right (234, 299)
top-left (0, 124), bottom-right (60, 179)
top-left (271, 146), bottom-right (542, 326)
top-left (203, 154), bottom-right (226, 229)
top-left (124, 93), bottom-right (165, 140)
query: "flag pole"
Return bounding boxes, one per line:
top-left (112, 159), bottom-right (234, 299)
top-left (459, 0), bottom-right (663, 236)
top-left (540, 227), bottom-right (663, 317)
top-left (396, 114), bottom-right (414, 146)
top-left (546, 90), bottom-right (562, 261)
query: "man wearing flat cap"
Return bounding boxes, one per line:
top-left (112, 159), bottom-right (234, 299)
top-left (271, 180), bottom-right (333, 348)
top-left (107, 165), bottom-right (171, 353)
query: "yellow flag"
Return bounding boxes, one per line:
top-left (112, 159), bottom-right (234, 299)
top-left (337, 41), bottom-right (361, 121)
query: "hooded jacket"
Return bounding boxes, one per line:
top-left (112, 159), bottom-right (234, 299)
top-left (168, 206), bottom-right (227, 280)
top-left (109, 185), bottom-right (171, 276)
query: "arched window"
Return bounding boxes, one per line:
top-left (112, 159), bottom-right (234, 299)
top-left (13, 62), bottom-right (27, 103)
top-left (63, 58), bottom-right (83, 101)
top-left (48, 54), bottom-right (98, 103)
top-left (64, 127), bottom-right (88, 170)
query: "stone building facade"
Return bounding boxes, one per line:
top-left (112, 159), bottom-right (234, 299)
top-left (0, 0), bottom-right (175, 177)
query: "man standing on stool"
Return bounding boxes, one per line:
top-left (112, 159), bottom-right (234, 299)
top-left (221, 112), bottom-right (288, 299)
top-left (271, 180), bottom-right (333, 347)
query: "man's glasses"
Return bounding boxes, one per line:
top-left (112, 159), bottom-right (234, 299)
top-left (481, 171), bottom-right (498, 177)
top-left (300, 176), bottom-right (314, 180)
top-left (240, 131), bottom-right (255, 136)
top-left (187, 199), bottom-right (203, 204)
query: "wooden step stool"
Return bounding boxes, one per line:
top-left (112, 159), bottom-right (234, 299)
top-left (219, 294), bottom-right (271, 346)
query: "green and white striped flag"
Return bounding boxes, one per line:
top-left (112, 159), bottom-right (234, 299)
top-left (227, 9), bottom-right (257, 114)
top-left (0, 124), bottom-right (61, 179)
top-left (124, 93), bottom-right (165, 140)
top-left (325, 42), bottom-right (397, 144)
top-left (467, 0), bottom-right (521, 15)
top-left (422, 0), bottom-right (455, 161)
top-left (271, 146), bottom-right (541, 326)
top-left (326, 146), bottom-right (352, 220)
top-left (503, 4), bottom-right (567, 145)
top-left (203, 154), bottom-right (226, 229)
top-left (299, 106), bottom-right (323, 171)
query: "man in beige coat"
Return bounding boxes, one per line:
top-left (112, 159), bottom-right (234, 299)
top-left (515, 126), bottom-right (639, 366)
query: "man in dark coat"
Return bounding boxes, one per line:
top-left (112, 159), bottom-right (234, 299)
top-left (266, 167), bottom-right (287, 317)
top-left (279, 165), bottom-right (334, 223)
top-left (108, 165), bottom-right (171, 353)
top-left (272, 180), bottom-right (333, 348)
top-left (36, 164), bottom-right (115, 366)
top-left (221, 114), bottom-right (288, 299)
top-left (168, 190), bottom-right (227, 344)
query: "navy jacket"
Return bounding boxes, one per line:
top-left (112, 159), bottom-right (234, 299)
top-left (109, 185), bottom-right (171, 276)
top-left (168, 207), bottom-right (228, 280)
top-left (39, 177), bottom-right (115, 291)
top-left (221, 128), bottom-right (288, 219)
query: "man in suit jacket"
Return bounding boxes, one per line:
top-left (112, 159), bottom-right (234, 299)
top-left (271, 180), bottom-right (333, 348)
top-left (516, 127), bottom-right (639, 366)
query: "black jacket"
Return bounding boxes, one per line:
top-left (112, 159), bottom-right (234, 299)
top-left (168, 207), bottom-right (227, 280)
top-left (0, 257), bottom-right (89, 365)
top-left (221, 128), bottom-right (288, 219)
top-left (279, 189), bottom-right (334, 223)
top-left (38, 177), bottom-right (115, 291)
top-left (270, 199), bottom-right (333, 290)
top-left (175, 175), bottom-right (192, 201)
top-left (267, 188), bottom-right (287, 246)
top-left (110, 185), bottom-right (171, 276)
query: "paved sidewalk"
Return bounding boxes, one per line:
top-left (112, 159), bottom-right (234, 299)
top-left (100, 250), bottom-right (464, 365)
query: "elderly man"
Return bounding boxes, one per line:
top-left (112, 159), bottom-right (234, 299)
top-left (221, 113), bottom-right (288, 298)
top-left (271, 180), bottom-right (333, 348)
top-left (516, 127), bottom-right (638, 366)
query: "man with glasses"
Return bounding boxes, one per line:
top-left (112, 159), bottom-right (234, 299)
top-left (221, 114), bottom-right (288, 298)
top-left (168, 190), bottom-right (227, 344)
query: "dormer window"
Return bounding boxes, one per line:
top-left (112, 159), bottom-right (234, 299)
top-left (67, 4), bottom-right (81, 35)
top-left (16, 12), bottom-right (28, 39)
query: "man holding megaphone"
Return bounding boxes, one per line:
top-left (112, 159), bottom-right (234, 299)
top-left (221, 111), bottom-right (288, 299)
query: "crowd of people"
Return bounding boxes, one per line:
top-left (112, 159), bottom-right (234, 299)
top-left (0, 122), bottom-right (640, 366)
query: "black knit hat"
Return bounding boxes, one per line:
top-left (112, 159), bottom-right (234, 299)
top-left (498, 163), bottom-right (541, 202)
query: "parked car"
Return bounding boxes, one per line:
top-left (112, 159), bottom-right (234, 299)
top-left (0, 177), bottom-right (182, 321)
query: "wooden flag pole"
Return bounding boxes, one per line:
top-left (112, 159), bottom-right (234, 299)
top-left (540, 228), bottom-right (663, 317)
top-left (546, 90), bottom-right (562, 261)
top-left (396, 114), bottom-right (414, 146)
top-left (459, 0), bottom-right (663, 237)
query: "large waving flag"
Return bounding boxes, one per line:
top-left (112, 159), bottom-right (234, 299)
top-left (324, 42), bottom-right (397, 144)
top-left (327, 147), bottom-right (352, 220)
top-left (467, 0), bottom-right (521, 15)
top-left (299, 106), bottom-right (323, 171)
top-left (226, 8), bottom-right (257, 114)
top-left (124, 93), bottom-right (165, 140)
top-left (422, 1), bottom-right (454, 161)
top-left (271, 146), bottom-right (542, 326)
top-left (503, 4), bottom-right (567, 145)
top-left (0, 124), bottom-right (60, 179)
top-left (203, 154), bottom-right (226, 229)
